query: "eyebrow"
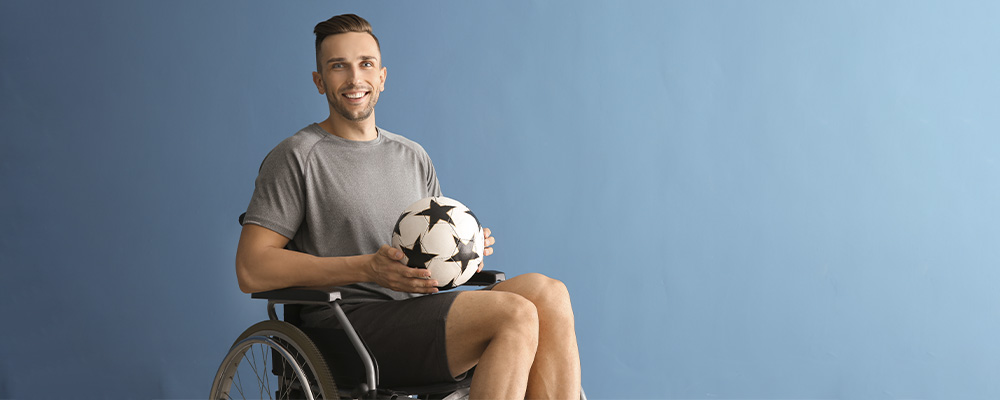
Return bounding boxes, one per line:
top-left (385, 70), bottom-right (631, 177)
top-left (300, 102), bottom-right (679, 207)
top-left (326, 56), bottom-right (379, 64)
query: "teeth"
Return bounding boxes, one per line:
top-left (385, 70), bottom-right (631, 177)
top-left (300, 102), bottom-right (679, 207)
top-left (345, 92), bottom-right (366, 99)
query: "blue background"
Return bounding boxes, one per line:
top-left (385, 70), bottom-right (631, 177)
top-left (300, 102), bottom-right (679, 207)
top-left (2, 1), bottom-right (999, 399)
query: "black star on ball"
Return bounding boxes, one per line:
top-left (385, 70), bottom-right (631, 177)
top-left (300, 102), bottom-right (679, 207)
top-left (447, 236), bottom-right (480, 270)
top-left (400, 237), bottom-right (437, 269)
top-left (416, 199), bottom-right (456, 229)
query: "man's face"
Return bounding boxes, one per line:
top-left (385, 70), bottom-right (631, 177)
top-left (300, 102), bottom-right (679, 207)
top-left (313, 32), bottom-right (387, 122)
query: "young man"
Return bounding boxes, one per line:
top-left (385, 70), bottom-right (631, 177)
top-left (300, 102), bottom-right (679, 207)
top-left (236, 14), bottom-right (580, 398)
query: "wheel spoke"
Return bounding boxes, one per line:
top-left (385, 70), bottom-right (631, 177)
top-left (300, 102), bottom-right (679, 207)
top-left (279, 357), bottom-right (291, 399)
top-left (259, 342), bottom-right (272, 399)
top-left (251, 346), bottom-right (269, 398)
top-left (244, 351), bottom-right (260, 388)
top-left (233, 355), bottom-right (247, 399)
top-left (244, 347), bottom-right (270, 398)
top-left (277, 340), bottom-right (295, 399)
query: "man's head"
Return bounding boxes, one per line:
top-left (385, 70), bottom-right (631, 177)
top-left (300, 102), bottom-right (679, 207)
top-left (314, 14), bottom-right (381, 72)
top-left (312, 14), bottom-right (386, 123)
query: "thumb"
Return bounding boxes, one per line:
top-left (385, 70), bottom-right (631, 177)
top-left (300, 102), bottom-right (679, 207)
top-left (384, 245), bottom-right (402, 260)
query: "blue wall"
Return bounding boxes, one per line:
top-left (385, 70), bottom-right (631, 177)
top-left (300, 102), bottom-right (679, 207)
top-left (2, 1), bottom-right (999, 398)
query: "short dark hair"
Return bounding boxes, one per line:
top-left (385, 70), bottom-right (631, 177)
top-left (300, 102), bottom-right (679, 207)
top-left (313, 14), bottom-right (381, 71)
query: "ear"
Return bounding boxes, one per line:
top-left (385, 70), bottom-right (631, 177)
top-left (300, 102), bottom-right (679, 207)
top-left (312, 71), bottom-right (326, 95)
top-left (378, 66), bottom-right (387, 92)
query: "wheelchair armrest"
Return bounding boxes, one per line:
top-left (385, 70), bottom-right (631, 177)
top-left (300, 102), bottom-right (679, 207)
top-left (250, 269), bottom-right (504, 303)
top-left (251, 287), bottom-right (342, 303)
top-left (464, 270), bottom-right (506, 286)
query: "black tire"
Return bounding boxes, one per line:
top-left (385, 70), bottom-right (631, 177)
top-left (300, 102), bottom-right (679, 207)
top-left (211, 320), bottom-right (339, 399)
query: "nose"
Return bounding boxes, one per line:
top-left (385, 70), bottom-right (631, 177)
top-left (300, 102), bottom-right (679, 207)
top-left (346, 66), bottom-right (363, 85)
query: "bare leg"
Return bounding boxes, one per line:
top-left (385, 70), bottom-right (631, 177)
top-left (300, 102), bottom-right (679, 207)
top-left (493, 273), bottom-right (581, 399)
top-left (446, 290), bottom-right (539, 398)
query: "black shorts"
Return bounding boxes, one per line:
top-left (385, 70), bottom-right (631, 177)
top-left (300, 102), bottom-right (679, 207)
top-left (299, 291), bottom-right (466, 387)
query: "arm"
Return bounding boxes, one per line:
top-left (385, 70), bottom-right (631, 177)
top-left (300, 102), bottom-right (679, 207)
top-left (235, 223), bottom-right (441, 294)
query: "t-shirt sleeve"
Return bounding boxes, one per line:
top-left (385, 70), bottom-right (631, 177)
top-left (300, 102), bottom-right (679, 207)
top-left (424, 149), bottom-right (442, 197)
top-left (242, 143), bottom-right (306, 240)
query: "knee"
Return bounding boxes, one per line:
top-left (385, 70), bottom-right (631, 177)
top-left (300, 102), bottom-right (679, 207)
top-left (517, 273), bottom-right (573, 317)
top-left (494, 292), bottom-right (540, 346)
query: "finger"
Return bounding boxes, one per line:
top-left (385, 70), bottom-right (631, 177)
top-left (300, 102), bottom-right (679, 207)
top-left (407, 277), bottom-right (439, 293)
top-left (483, 227), bottom-right (491, 237)
top-left (395, 264), bottom-right (431, 279)
top-left (388, 247), bottom-right (404, 260)
top-left (486, 236), bottom-right (495, 246)
top-left (484, 247), bottom-right (493, 256)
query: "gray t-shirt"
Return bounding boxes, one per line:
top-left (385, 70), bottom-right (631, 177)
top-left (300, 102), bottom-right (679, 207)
top-left (243, 123), bottom-right (442, 303)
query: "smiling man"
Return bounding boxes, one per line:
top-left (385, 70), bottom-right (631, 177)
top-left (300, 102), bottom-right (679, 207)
top-left (313, 30), bottom-right (384, 134)
top-left (236, 14), bottom-right (580, 398)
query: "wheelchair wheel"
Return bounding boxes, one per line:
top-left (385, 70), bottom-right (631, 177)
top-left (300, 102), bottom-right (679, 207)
top-left (211, 320), bottom-right (338, 399)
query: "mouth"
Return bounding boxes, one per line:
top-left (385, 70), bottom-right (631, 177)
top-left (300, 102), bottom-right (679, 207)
top-left (342, 90), bottom-right (370, 102)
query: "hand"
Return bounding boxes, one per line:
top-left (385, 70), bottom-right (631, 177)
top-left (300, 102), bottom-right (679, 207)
top-left (367, 245), bottom-right (440, 294)
top-left (479, 227), bottom-right (495, 272)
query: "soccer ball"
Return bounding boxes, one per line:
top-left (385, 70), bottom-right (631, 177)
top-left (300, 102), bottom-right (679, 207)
top-left (391, 196), bottom-right (485, 289)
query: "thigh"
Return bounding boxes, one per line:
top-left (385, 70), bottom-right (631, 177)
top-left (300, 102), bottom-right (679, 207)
top-left (331, 293), bottom-right (464, 387)
top-left (445, 289), bottom-right (537, 376)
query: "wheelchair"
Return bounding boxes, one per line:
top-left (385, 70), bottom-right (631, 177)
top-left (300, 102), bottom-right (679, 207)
top-left (210, 270), bottom-right (511, 399)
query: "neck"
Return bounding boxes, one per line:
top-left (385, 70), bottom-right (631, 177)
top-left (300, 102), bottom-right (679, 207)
top-left (318, 113), bottom-right (378, 141)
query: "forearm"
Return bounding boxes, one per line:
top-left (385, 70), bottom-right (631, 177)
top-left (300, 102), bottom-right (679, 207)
top-left (235, 227), bottom-right (373, 293)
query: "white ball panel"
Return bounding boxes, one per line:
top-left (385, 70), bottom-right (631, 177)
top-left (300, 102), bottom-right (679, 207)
top-left (474, 229), bottom-right (485, 256)
top-left (428, 259), bottom-right (462, 287)
top-left (450, 210), bottom-right (481, 239)
top-left (422, 224), bottom-right (459, 257)
top-left (397, 213), bottom-right (429, 243)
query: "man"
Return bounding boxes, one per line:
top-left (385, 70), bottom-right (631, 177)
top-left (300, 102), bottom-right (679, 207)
top-left (236, 14), bottom-right (580, 398)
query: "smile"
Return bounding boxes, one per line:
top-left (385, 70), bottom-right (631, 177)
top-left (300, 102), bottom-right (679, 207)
top-left (343, 91), bottom-right (369, 99)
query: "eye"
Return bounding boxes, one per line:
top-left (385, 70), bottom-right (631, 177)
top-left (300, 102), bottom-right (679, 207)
top-left (331, 63), bottom-right (344, 69)
top-left (362, 61), bottom-right (374, 67)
